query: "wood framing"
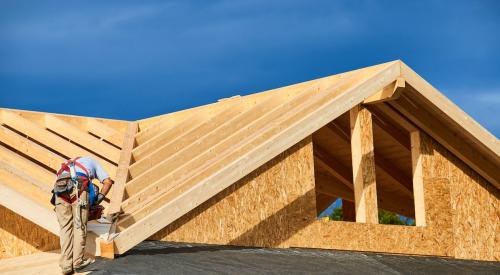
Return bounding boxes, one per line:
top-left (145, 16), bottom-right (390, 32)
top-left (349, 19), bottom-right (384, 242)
top-left (1, 60), bottom-right (498, 262)
top-left (363, 77), bottom-right (405, 104)
top-left (349, 105), bottom-right (379, 223)
top-left (108, 122), bottom-right (138, 215)
top-left (411, 130), bottom-right (426, 226)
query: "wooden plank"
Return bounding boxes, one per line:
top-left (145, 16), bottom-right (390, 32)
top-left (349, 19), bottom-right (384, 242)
top-left (45, 114), bottom-right (121, 163)
top-left (363, 77), bottom-right (405, 104)
top-left (0, 181), bottom-right (59, 235)
top-left (1, 110), bottom-right (117, 176)
top-left (113, 61), bottom-right (400, 253)
top-left (400, 61), bottom-right (499, 159)
top-left (118, 68), bottom-right (374, 221)
top-left (132, 100), bottom-right (250, 166)
top-left (121, 88), bottom-right (313, 214)
top-left (390, 94), bottom-right (500, 187)
top-left (122, 68), bottom-right (359, 201)
top-left (0, 160), bottom-right (53, 209)
top-left (350, 105), bottom-right (378, 223)
top-left (0, 145), bottom-right (54, 189)
top-left (0, 125), bottom-right (65, 171)
top-left (411, 130), bottom-right (426, 226)
top-left (108, 122), bottom-right (138, 215)
top-left (135, 106), bottom-right (225, 146)
top-left (120, 63), bottom-right (383, 215)
top-left (129, 101), bottom-right (249, 179)
top-left (87, 118), bottom-right (124, 148)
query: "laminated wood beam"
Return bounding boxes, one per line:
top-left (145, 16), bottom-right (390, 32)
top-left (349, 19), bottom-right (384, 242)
top-left (1, 110), bottom-right (117, 176)
top-left (0, 125), bottom-right (64, 171)
top-left (108, 122), bottom-right (137, 215)
top-left (390, 94), bottom-right (500, 187)
top-left (411, 130), bottom-right (426, 226)
top-left (0, 181), bottom-right (59, 235)
top-left (363, 77), bottom-right (405, 104)
top-left (45, 114), bottom-right (121, 163)
top-left (114, 61), bottom-right (400, 253)
top-left (87, 119), bottom-right (124, 148)
top-left (350, 105), bottom-right (379, 224)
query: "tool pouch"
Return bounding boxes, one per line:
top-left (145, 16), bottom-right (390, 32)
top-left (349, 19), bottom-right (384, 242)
top-left (53, 174), bottom-right (74, 195)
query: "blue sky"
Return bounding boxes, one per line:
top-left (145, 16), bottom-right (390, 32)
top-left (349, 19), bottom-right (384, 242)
top-left (1, 1), bottom-right (499, 136)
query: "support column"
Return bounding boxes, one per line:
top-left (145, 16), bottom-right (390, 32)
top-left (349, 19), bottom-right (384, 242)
top-left (411, 130), bottom-right (426, 226)
top-left (350, 105), bottom-right (379, 223)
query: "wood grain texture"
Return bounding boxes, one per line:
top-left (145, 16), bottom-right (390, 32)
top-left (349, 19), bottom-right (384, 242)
top-left (151, 137), bottom-right (316, 248)
top-left (350, 105), bottom-right (378, 223)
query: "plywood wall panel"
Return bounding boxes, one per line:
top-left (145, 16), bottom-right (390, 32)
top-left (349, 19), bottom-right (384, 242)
top-left (446, 145), bottom-right (499, 261)
top-left (151, 137), bottom-right (316, 248)
top-left (0, 206), bottom-right (59, 259)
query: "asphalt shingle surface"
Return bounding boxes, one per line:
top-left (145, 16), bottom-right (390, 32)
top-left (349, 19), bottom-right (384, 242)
top-left (84, 241), bottom-right (500, 274)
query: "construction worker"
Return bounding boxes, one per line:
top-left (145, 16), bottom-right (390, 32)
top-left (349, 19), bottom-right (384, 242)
top-left (52, 156), bottom-right (113, 275)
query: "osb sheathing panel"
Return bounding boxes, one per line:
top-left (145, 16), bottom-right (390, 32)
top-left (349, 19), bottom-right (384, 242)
top-left (446, 144), bottom-right (500, 261)
top-left (0, 206), bottom-right (59, 259)
top-left (151, 137), bottom-right (317, 247)
top-left (153, 130), bottom-right (498, 261)
top-left (288, 133), bottom-right (456, 257)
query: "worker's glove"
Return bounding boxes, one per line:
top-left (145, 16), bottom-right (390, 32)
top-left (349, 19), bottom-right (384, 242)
top-left (96, 193), bottom-right (105, 205)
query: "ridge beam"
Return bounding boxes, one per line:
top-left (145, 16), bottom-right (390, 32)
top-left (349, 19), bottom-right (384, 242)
top-left (363, 77), bottom-right (405, 104)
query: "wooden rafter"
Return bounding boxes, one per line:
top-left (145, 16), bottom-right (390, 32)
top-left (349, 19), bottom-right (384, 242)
top-left (108, 122), bottom-right (138, 215)
top-left (390, 93), bottom-right (500, 187)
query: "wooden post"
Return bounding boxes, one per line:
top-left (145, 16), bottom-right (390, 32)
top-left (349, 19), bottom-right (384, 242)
top-left (350, 105), bottom-right (379, 223)
top-left (342, 199), bottom-right (356, 221)
top-left (411, 130), bottom-right (426, 226)
top-left (108, 122), bottom-right (138, 215)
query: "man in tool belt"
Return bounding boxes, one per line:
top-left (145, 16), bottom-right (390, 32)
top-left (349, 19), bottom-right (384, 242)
top-left (53, 156), bottom-right (113, 275)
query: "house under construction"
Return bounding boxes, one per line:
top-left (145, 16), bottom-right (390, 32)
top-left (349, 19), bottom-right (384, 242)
top-left (0, 60), bottom-right (498, 263)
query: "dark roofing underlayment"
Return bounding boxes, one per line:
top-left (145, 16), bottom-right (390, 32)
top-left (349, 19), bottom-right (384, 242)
top-left (84, 241), bottom-right (499, 275)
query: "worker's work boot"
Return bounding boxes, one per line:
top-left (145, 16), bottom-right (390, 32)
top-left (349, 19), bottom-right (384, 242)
top-left (61, 267), bottom-right (74, 275)
top-left (74, 257), bottom-right (95, 271)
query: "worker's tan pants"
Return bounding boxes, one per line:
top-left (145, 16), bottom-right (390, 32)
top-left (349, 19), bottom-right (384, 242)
top-left (55, 190), bottom-right (89, 272)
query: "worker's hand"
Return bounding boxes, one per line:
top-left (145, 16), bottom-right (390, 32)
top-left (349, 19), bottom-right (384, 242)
top-left (96, 193), bottom-right (105, 205)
